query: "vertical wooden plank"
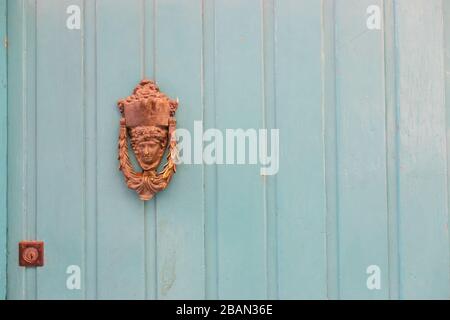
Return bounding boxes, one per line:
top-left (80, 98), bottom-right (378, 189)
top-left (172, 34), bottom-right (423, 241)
top-left (395, 0), bottom-right (450, 299)
top-left (7, 0), bottom-right (27, 300)
top-left (7, 0), bottom-right (39, 300)
top-left (262, 0), bottom-right (277, 300)
top-left (24, 0), bottom-right (36, 299)
top-left (35, 0), bottom-right (84, 299)
top-left (445, 0), bottom-right (450, 293)
top-left (96, 0), bottom-right (145, 299)
top-left (274, 0), bottom-right (327, 299)
top-left (384, 0), bottom-right (400, 300)
top-left (334, 0), bottom-right (389, 299)
top-left (0, 0), bottom-right (6, 300)
top-left (323, 0), bottom-right (339, 300)
top-left (143, 0), bottom-right (154, 80)
top-left (215, 0), bottom-right (266, 299)
top-left (203, 0), bottom-right (218, 300)
top-left (143, 0), bottom-right (157, 300)
top-left (154, 0), bottom-right (205, 299)
top-left (83, 0), bottom-right (98, 300)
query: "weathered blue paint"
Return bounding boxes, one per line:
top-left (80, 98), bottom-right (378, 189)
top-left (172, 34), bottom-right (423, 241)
top-left (275, 0), bottom-right (327, 299)
top-left (0, 0), bottom-right (6, 301)
top-left (395, 0), bottom-right (449, 299)
top-left (335, 0), bottom-right (389, 299)
top-left (36, 0), bottom-right (85, 299)
top-left (4, 0), bottom-right (450, 300)
top-left (154, 0), bottom-right (205, 300)
top-left (215, 0), bottom-right (266, 299)
top-left (95, 0), bottom-right (146, 300)
top-left (7, 0), bottom-right (25, 300)
top-left (445, 0), bottom-right (450, 301)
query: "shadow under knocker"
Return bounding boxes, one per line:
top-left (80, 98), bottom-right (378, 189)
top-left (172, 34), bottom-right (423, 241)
top-left (117, 79), bottom-right (179, 201)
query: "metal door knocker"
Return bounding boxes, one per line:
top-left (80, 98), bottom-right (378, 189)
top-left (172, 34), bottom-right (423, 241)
top-left (117, 79), bottom-right (179, 200)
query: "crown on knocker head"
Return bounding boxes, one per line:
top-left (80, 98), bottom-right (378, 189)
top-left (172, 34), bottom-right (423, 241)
top-left (117, 79), bottom-right (179, 201)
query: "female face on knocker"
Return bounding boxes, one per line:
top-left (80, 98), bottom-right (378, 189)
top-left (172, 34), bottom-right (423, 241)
top-left (131, 126), bottom-right (169, 171)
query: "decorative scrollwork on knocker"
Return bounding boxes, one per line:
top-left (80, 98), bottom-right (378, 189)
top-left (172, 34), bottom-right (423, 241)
top-left (117, 79), bottom-right (179, 201)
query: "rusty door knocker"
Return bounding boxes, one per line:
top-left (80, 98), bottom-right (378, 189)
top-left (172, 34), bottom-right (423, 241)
top-left (117, 79), bottom-right (179, 200)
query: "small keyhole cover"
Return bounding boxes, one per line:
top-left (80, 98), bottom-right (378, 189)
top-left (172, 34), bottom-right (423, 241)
top-left (19, 241), bottom-right (44, 267)
top-left (23, 247), bottom-right (39, 263)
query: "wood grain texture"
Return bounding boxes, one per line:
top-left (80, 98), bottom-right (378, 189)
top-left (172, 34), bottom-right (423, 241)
top-left (395, 0), bottom-right (450, 299)
top-left (96, 0), bottom-right (146, 299)
top-left (203, 0), bottom-right (218, 300)
top-left (335, 0), bottom-right (389, 299)
top-left (384, 0), bottom-right (400, 299)
top-left (35, 0), bottom-right (85, 299)
top-left (445, 0), bottom-right (450, 298)
top-left (0, 0), bottom-right (6, 300)
top-left (275, 0), bottom-right (327, 299)
top-left (143, 0), bottom-right (157, 300)
top-left (4, 0), bottom-right (450, 299)
top-left (154, 0), bottom-right (205, 299)
top-left (83, 0), bottom-right (98, 300)
top-left (322, 0), bottom-right (339, 299)
top-left (214, 0), bottom-right (266, 299)
top-left (7, 0), bottom-right (28, 299)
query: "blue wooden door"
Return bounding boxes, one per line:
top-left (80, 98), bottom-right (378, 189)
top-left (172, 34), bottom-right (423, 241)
top-left (3, 0), bottom-right (450, 299)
